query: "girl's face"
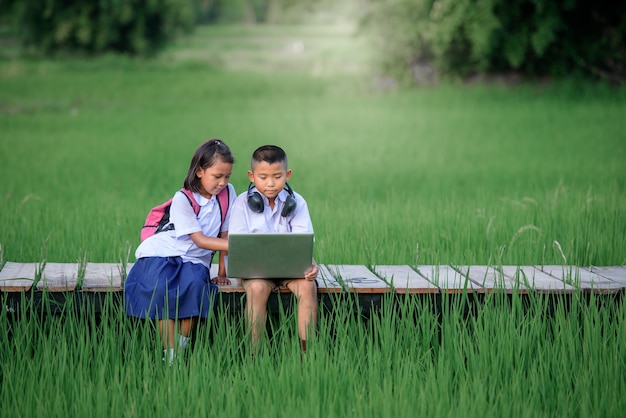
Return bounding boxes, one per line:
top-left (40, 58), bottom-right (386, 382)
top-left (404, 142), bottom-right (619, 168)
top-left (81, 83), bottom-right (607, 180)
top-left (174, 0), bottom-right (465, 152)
top-left (248, 161), bottom-right (292, 202)
top-left (196, 160), bottom-right (232, 198)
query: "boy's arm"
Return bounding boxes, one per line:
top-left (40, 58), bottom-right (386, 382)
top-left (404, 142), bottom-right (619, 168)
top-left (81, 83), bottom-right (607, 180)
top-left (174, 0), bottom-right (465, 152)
top-left (288, 196), bottom-right (314, 233)
top-left (288, 195), bottom-right (316, 280)
top-left (304, 259), bottom-right (318, 281)
top-left (228, 195), bottom-right (251, 234)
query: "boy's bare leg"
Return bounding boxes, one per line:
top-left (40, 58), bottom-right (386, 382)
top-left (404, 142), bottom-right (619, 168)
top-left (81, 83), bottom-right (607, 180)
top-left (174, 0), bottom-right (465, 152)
top-left (287, 279), bottom-right (318, 349)
top-left (245, 280), bottom-right (273, 348)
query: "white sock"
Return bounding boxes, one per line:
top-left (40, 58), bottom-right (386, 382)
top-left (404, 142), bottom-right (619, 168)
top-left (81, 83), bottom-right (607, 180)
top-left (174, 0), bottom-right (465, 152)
top-left (178, 335), bottom-right (191, 351)
top-left (163, 348), bottom-right (176, 364)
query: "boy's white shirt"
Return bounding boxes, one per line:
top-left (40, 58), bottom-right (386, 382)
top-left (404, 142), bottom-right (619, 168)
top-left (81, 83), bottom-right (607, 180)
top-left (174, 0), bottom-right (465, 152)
top-left (134, 184), bottom-right (236, 269)
top-left (229, 187), bottom-right (314, 234)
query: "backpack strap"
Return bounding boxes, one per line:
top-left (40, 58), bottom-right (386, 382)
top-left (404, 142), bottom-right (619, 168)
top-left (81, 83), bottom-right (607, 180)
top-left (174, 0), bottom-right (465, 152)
top-left (179, 187), bottom-right (229, 226)
top-left (178, 189), bottom-right (201, 215)
top-left (217, 186), bottom-right (230, 227)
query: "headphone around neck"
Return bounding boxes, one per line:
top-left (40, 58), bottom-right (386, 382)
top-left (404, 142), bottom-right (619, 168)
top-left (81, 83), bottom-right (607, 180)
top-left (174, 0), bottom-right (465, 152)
top-left (247, 182), bottom-right (297, 217)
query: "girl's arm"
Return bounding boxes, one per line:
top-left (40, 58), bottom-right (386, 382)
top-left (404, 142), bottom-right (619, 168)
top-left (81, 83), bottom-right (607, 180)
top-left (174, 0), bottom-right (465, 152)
top-left (188, 232), bottom-right (228, 252)
top-left (214, 231), bottom-right (230, 285)
top-left (188, 231), bottom-right (231, 285)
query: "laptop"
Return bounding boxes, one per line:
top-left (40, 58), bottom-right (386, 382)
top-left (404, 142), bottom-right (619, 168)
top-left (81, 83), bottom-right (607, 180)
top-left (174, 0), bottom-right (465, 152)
top-left (227, 233), bottom-right (314, 279)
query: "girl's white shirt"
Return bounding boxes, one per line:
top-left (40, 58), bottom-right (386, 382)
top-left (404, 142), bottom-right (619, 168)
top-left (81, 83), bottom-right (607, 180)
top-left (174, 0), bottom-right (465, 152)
top-left (228, 187), bottom-right (313, 234)
top-left (134, 184), bottom-right (236, 269)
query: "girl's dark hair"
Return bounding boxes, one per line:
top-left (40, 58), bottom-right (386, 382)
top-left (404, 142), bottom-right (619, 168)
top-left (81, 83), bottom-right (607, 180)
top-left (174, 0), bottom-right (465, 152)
top-left (184, 139), bottom-right (235, 192)
top-left (251, 145), bottom-right (288, 169)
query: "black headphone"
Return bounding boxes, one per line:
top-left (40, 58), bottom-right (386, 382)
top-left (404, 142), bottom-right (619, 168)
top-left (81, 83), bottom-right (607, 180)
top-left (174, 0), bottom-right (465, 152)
top-left (247, 182), bottom-right (297, 217)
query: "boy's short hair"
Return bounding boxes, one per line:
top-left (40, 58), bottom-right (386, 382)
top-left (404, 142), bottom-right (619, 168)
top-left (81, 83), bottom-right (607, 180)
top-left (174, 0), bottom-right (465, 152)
top-left (251, 145), bottom-right (288, 169)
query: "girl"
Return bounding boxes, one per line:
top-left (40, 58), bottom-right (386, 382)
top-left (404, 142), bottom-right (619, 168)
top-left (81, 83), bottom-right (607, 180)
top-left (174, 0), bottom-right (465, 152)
top-left (124, 139), bottom-right (235, 364)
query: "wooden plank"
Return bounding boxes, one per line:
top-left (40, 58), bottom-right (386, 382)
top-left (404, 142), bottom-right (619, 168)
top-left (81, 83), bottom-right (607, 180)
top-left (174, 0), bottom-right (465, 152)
top-left (3, 260), bottom-right (623, 295)
top-left (82, 263), bottom-right (125, 292)
top-left (317, 264), bottom-right (343, 294)
top-left (538, 265), bottom-right (623, 293)
top-left (323, 265), bottom-right (391, 293)
top-left (216, 279), bottom-right (245, 293)
top-left (217, 277), bottom-right (245, 293)
top-left (216, 263), bottom-right (395, 295)
top-left (213, 265), bottom-right (310, 294)
top-left (456, 265), bottom-right (527, 294)
top-left (416, 265), bottom-right (482, 293)
top-left (374, 265), bottom-right (439, 294)
top-left (37, 263), bottom-right (78, 291)
top-left (501, 266), bottom-right (574, 293)
top-left (582, 266), bottom-right (626, 287)
top-left (573, 267), bottom-right (624, 293)
top-left (0, 262), bottom-right (38, 292)
top-left (210, 264), bottom-right (244, 293)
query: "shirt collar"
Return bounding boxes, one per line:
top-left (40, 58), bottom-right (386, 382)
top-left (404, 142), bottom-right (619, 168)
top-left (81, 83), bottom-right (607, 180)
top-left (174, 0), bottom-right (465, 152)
top-left (193, 192), bottom-right (214, 207)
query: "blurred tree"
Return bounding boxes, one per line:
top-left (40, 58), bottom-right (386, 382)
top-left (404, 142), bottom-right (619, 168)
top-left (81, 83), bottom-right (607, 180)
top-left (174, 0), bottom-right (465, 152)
top-left (194, 0), bottom-right (330, 24)
top-left (1, 0), bottom-right (196, 56)
top-left (361, 0), bottom-right (626, 84)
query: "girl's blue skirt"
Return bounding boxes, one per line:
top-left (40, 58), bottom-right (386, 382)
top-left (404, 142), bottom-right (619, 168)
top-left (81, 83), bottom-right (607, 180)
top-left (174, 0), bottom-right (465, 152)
top-left (124, 257), bottom-right (218, 320)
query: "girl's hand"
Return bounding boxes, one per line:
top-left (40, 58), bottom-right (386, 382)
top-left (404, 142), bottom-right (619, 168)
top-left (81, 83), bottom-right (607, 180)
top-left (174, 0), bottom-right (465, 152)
top-left (212, 275), bottom-right (231, 285)
top-left (304, 262), bottom-right (318, 281)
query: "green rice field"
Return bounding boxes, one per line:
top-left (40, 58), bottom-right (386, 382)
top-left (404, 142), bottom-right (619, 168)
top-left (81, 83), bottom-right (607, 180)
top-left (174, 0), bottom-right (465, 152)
top-left (1, 23), bottom-right (625, 418)
top-left (2, 290), bottom-right (625, 417)
top-left (1, 24), bottom-right (624, 267)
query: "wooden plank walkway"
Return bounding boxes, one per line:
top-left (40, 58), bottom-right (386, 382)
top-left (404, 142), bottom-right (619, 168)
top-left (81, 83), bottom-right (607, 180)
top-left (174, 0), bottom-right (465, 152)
top-left (1, 262), bottom-right (625, 294)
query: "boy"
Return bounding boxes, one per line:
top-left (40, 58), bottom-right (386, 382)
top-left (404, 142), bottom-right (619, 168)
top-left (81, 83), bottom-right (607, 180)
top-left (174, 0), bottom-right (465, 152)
top-left (228, 145), bottom-right (318, 353)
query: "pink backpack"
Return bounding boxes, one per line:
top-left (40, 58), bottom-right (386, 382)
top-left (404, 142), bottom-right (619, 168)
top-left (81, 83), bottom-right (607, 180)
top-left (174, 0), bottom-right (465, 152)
top-left (140, 187), bottom-right (230, 241)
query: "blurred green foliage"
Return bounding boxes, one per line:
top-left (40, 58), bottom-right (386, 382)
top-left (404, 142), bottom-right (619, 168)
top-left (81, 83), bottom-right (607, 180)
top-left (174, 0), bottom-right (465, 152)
top-left (0, 0), bottom-right (196, 56)
top-left (361, 0), bottom-right (626, 84)
top-left (0, 0), bottom-right (331, 55)
top-left (1, 0), bottom-right (623, 78)
top-left (194, 0), bottom-right (330, 24)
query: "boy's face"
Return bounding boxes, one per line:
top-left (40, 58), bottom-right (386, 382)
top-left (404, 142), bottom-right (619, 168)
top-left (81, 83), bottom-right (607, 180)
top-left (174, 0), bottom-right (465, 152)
top-left (248, 161), bottom-right (292, 201)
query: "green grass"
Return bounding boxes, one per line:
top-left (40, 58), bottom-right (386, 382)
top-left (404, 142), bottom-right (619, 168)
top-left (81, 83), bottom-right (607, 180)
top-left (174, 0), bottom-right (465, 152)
top-left (2, 291), bottom-right (625, 417)
top-left (1, 22), bottom-right (625, 418)
top-left (1, 25), bottom-right (625, 267)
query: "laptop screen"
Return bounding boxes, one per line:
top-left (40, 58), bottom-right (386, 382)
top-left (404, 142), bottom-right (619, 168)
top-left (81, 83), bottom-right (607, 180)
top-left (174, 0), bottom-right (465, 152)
top-left (227, 233), bottom-right (314, 279)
